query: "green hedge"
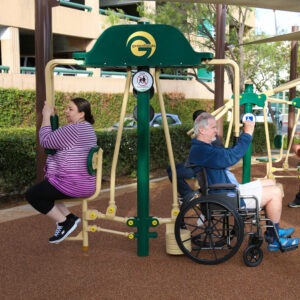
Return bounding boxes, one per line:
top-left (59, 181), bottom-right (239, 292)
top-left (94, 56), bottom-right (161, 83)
top-left (0, 87), bottom-right (276, 198)
top-left (0, 88), bottom-right (213, 129)
top-left (0, 123), bottom-right (275, 195)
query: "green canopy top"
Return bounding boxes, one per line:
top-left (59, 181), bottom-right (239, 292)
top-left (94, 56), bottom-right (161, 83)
top-left (73, 23), bottom-right (213, 68)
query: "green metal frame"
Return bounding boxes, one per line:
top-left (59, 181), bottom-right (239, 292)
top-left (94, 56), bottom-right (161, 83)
top-left (73, 23), bottom-right (213, 68)
top-left (72, 22), bottom-right (214, 256)
top-left (240, 83), bottom-right (267, 183)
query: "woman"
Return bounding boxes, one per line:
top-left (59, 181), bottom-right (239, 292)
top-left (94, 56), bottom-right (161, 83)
top-left (26, 97), bottom-right (97, 244)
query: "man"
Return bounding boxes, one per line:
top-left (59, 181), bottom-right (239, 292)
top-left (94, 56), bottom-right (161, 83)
top-left (167, 109), bottom-right (223, 203)
top-left (189, 112), bottom-right (298, 252)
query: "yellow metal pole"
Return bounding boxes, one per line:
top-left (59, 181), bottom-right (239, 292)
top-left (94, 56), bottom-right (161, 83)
top-left (155, 68), bottom-right (180, 219)
top-left (208, 59), bottom-right (240, 138)
top-left (45, 59), bottom-right (80, 106)
top-left (108, 69), bottom-right (132, 216)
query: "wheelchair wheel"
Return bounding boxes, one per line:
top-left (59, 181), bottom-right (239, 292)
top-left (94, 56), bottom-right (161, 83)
top-left (175, 195), bottom-right (244, 265)
top-left (243, 245), bottom-right (263, 267)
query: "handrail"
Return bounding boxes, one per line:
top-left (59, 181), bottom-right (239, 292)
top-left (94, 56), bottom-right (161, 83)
top-left (20, 66), bottom-right (93, 76)
top-left (159, 74), bottom-right (193, 80)
top-left (100, 70), bottom-right (194, 80)
top-left (45, 59), bottom-right (82, 106)
top-left (0, 65), bottom-right (9, 73)
top-left (19, 67), bottom-right (201, 80)
top-left (99, 8), bottom-right (140, 22)
top-left (55, 67), bottom-right (93, 76)
top-left (20, 67), bottom-right (35, 74)
top-left (101, 71), bottom-right (128, 77)
top-left (59, 0), bottom-right (92, 12)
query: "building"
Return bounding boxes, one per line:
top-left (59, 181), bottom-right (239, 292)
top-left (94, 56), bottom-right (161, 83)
top-left (0, 0), bottom-right (255, 99)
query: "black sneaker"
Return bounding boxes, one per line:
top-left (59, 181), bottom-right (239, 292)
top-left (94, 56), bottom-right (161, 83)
top-left (49, 217), bottom-right (81, 244)
top-left (66, 213), bottom-right (81, 225)
top-left (288, 202), bottom-right (300, 208)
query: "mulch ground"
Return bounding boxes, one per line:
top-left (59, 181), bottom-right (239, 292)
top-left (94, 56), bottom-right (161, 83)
top-left (1, 157), bottom-right (300, 300)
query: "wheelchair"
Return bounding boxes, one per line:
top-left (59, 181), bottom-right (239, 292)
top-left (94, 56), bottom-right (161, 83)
top-left (174, 168), bottom-right (298, 267)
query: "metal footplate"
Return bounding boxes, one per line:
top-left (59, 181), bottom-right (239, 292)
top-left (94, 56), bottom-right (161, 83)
top-left (280, 244), bottom-right (298, 252)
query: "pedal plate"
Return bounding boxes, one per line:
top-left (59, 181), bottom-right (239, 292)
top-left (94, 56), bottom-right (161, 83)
top-left (281, 245), bottom-right (298, 252)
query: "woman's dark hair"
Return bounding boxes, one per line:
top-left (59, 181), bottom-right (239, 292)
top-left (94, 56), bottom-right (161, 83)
top-left (72, 97), bottom-right (95, 124)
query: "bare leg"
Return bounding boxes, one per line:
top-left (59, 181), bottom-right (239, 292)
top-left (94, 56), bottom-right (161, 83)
top-left (260, 178), bottom-right (277, 187)
top-left (56, 202), bottom-right (71, 217)
top-left (46, 205), bottom-right (67, 223)
top-left (260, 185), bottom-right (282, 224)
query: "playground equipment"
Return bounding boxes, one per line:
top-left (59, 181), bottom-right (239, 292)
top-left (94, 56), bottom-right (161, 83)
top-left (252, 79), bottom-right (300, 179)
top-left (262, 98), bottom-right (300, 179)
top-left (44, 22), bottom-right (300, 266)
top-left (45, 22), bottom-right (217, 256)
top-left (209, 80), bottom-right (300, 180)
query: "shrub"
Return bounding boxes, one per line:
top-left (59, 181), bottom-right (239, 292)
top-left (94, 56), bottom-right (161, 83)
top-left (0, 123), bottom-right (275, 196)
top-left (0, 88), bottom-right (213, 129)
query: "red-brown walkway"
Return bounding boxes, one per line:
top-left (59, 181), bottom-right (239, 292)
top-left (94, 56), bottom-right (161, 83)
top-left (1, 158), bottom-right (300, 299)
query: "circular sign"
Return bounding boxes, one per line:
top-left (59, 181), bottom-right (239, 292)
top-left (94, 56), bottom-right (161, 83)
top-left (132, 71), bottom-right (153, 92)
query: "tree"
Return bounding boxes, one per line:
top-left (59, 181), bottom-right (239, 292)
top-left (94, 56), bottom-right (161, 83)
top-left (137, 2), bottom-right (290, 95)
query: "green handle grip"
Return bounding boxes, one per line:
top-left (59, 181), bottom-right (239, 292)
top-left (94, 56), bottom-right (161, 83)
top-left (45, 114), bottom-right (59, 155)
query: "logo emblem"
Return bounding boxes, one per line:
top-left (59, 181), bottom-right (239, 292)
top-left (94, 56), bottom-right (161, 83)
top-left (126, 31), bottom-right (156, 58)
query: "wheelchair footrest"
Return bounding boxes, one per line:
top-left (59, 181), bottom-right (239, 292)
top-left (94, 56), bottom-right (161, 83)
top-left (281, 244), bottom-right (298, 252)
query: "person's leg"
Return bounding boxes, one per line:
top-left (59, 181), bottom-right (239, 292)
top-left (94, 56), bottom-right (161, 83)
top-left (46, 205), bottom-right (67, 223)
top-left (25, 180), bottom-right (72, 219)
top-left (55, 203), bottom-right (80, 224)
top-left (260, 185), bottom-right (282, 224)
top-left (240, 181), bottom-right (297, 247)
top-left (167, 163), bottom-right (194, 198)
top-left (176, 165), bottom-right (195, 198)
top-left (25, 180), bottom-right (79, 243)
top-left (260, 178), bottom-right (277, 187)
top-left (55, 202), bottom-right (71, 218)
top-left (288, 190), bottom-right (300, 208)
top-left (260, 185), bottom-right (298, 250)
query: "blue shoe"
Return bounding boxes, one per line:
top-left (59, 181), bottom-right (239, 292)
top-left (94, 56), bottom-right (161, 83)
top-left (267, 237), bottom-right (299, 252)
top-left (278, 227), bottom-right (295, 238)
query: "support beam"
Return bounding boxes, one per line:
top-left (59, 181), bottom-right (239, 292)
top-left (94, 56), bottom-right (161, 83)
top-left (288, 25), bottom-right (299, 144)
top-left (214, 4), bottom-right (226, 138)
top-left (34, 0), bottom-right (59, 182)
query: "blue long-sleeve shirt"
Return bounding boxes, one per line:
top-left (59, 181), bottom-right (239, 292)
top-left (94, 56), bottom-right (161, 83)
top-left (189, 133), bottom-right (252, 186)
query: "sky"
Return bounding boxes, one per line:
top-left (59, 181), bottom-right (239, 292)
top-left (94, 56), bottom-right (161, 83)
top-left (256, 9), bottom-right (300, 35)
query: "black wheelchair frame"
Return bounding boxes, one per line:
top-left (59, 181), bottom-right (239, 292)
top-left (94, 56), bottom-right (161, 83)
top-left (174, 168), bottom-right (297, 267)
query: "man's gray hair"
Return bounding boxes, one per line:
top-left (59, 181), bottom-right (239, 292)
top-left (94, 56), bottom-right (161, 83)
top-left (193, 112), bottom-right (215, 137)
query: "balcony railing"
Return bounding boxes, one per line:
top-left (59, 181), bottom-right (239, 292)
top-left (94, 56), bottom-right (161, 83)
top-left (99, 8), bottom-right (140, 22)
top-left (58, 0), bottom-right (141, 22)
top-left (19, 66), bottom-right (93, 76)
top-left (0, 66), bottom-right (9, 73)
top-left (0, 67), bottom-right (194, 80)
top-left (59, 0), bottom-right (92, 12)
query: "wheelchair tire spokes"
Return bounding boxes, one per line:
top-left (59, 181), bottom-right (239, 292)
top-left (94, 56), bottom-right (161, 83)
top-left (175, 197), bottom-right (244, 265)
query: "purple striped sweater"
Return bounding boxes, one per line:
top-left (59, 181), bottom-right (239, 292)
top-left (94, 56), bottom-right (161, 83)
top-left (39, 122), bottom-right (97, 197)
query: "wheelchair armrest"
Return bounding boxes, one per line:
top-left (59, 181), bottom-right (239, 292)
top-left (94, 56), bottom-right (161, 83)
top-left (208, 183), bottom-right (237, 191)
